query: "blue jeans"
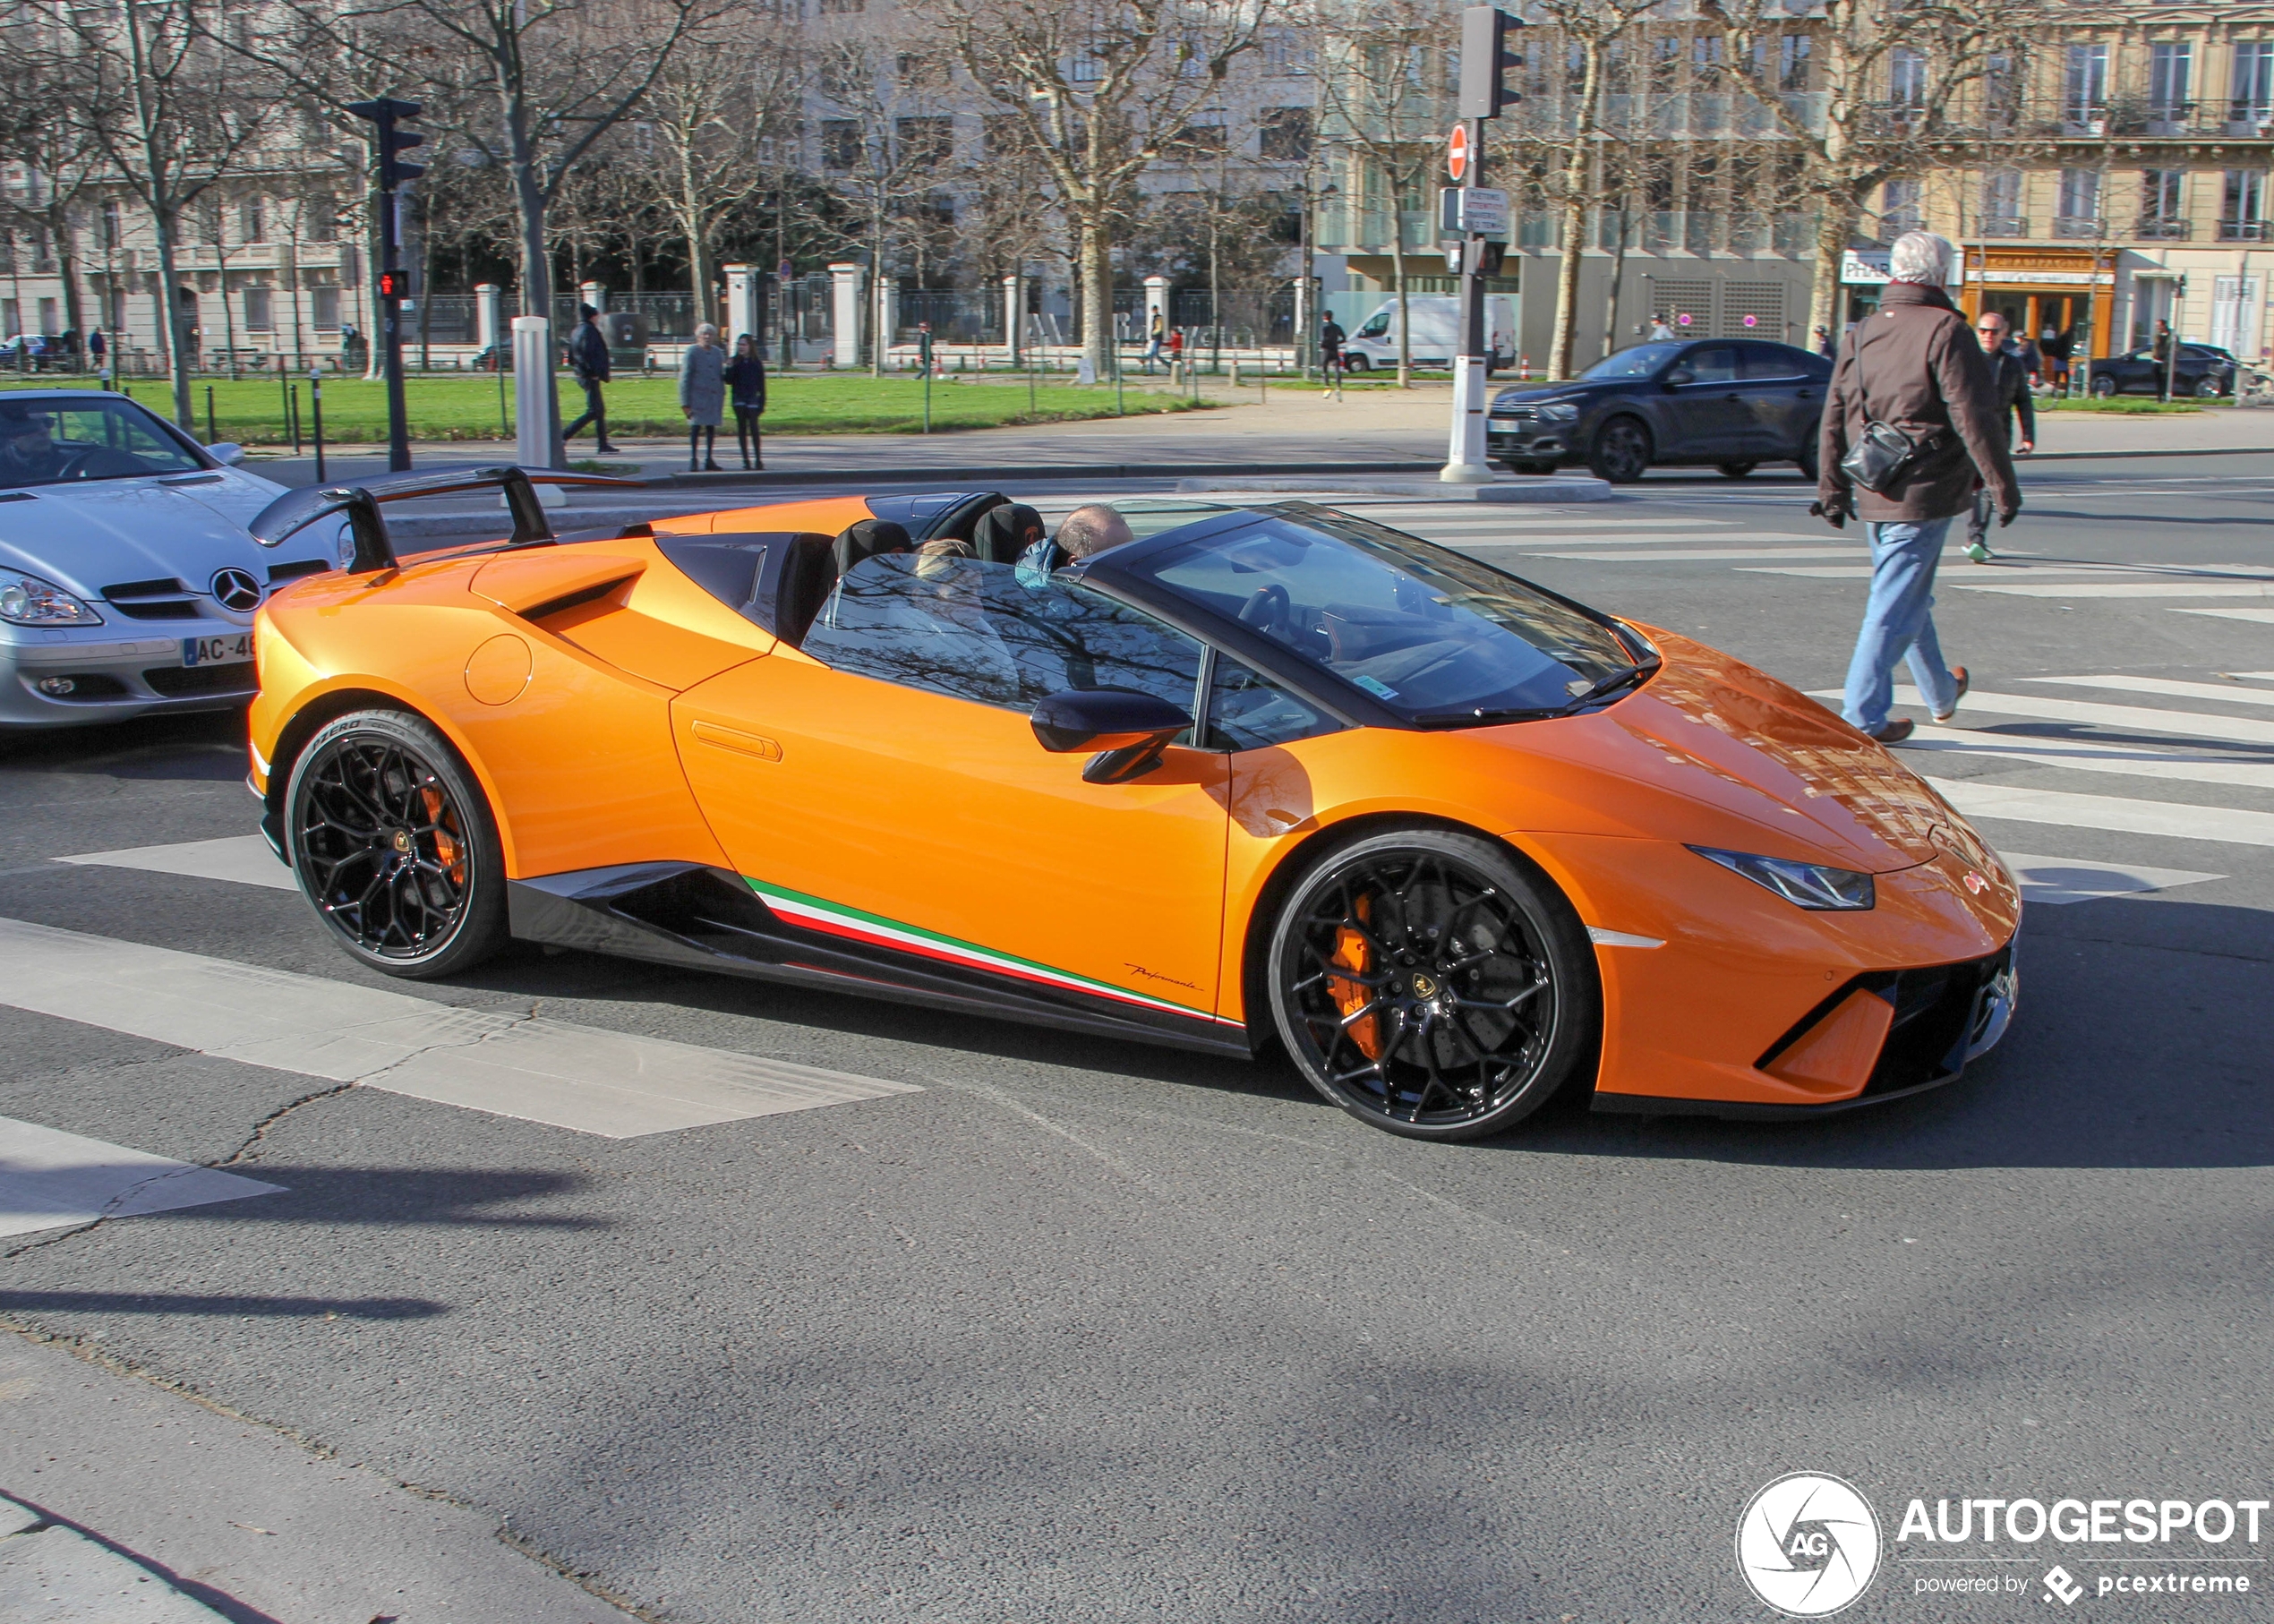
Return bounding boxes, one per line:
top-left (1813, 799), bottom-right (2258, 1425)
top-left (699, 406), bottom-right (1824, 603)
top-left (1842, 518), bottom-right (1957, 733)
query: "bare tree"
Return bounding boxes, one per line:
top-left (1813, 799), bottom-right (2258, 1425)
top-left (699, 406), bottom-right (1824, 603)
top-left (1305, 0), bottom-right (1451, 388)
top-left (810, 35), bottom-right (941, 372)
top-left (913, 0), bottom-right (1270, 379)
top-left (0, 45), bottom-right (104, 346)
top-left (1697, 0), bottom-right (2039, 337)
top-left (30, 0), bottom-right (266, 424)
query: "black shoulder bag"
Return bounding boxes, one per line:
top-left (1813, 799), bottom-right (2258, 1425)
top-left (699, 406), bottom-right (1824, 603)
top-left (1837, 320), bottom-right (1938, 494)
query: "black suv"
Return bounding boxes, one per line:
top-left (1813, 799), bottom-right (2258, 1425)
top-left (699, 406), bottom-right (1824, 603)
top-left (1490, 338), bottom-right (1833, 483)
top-left (2086, 341), bottom-right (2238, 398)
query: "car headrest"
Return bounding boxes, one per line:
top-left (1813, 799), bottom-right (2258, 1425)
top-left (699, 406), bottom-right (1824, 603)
top-left (833, 518), bottom-right (913, 576)
top-left (970, 503), bottom-right (1045, 565)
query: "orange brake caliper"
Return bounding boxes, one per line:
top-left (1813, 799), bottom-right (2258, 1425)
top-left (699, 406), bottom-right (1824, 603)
top-left (421, 786), bottom-right (465, 884)
top-left (1326, 896), bottom-right (1381, 1059)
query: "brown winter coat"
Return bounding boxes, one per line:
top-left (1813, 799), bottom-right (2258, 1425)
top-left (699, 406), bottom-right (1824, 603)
top-left (1817, 281), bottom-right (2022, 524)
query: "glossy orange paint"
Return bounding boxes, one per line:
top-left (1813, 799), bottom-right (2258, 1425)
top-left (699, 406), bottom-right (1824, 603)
top-left (251, 508), bottom-right (2018, 1112)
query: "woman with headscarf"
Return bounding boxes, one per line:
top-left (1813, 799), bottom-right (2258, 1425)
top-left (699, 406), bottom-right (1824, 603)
top-left (679, 323), bottom-right (726, 472)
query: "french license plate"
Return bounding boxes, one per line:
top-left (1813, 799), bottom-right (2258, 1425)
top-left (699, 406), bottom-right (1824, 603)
top-left (182, 633), bottom-right (253, 667)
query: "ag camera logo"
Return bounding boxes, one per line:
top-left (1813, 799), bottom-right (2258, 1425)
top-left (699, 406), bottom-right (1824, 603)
top-left (1738, 1472), bottom-right (1883, 1616)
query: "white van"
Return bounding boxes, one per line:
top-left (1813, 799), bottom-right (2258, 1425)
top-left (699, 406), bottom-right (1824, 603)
top-left (1342, 295), bottom-right (1518, 371)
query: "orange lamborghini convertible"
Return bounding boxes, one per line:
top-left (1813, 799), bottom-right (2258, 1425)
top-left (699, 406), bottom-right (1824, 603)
top-left (243, 467), bottom-right (2018, 1140)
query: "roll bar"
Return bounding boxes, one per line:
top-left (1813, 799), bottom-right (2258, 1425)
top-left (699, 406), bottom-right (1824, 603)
top-left (246, 465), bottom-right (641, 574)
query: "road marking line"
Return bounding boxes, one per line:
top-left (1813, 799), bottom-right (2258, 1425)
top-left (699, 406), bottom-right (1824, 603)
top-left (1330, 513), bottom-right (1731, 531)
top-left (2174, 607), bottom-right (2274, 625)
top-left (0, 918), bottom-right (920, 1139)
top-left (1895, 729), bottom-right (2274, 791)
top-left (0, 1115), bottom-right (284, 1239)
top-left (2230, 671), bottom-right (2274, 682)
top-left (1990, 851), bottom-right (2223, 906)
top-left (1927, 777), bottom-right (2274, 848)
top-left (1538, 546), bottom-right (1881, 562)
top-left (1824, 686), bottom-right (2274, 747)
top-left (58, 833), bottom-right (296, 893)
top-left (1950, 580), bottom-right (2274, 599)
top-left (2021, 674), bottom-right (2274, 709)
top-left (1740, 564), bottom-right (2112, 579)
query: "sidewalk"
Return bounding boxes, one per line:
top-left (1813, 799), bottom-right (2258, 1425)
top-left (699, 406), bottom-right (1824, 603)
top-left (238, 388), bottom-right (2273, 490)
top-left (0, 1330), bottom-right (640, 1624)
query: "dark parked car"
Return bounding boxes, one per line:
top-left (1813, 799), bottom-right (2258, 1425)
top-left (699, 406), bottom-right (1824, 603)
top-left (2087, 341), bottom-right (2237, 398)
top-left (1489, 338), bottom-right (1832, 483)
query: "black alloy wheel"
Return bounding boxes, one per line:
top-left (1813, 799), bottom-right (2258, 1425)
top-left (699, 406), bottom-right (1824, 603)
top-left (1586, 416), bottom-right (1654, 483)
top-left (286, 709), bottom-right (509, 979)
top-left (2193, 374), bottom-right (2223, 398)
top-left (1267, 829), bottom-right (1597, 1141)
top-left (1717, 461), bottom-right (1758, 478)
top-left (2091, 373), bottom-right (2118, 397)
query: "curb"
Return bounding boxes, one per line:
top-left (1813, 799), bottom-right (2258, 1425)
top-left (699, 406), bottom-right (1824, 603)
top-left (1175, 474), bottom-right (1614, 503)
top-left (644, 458), bottom-right (1449, 490)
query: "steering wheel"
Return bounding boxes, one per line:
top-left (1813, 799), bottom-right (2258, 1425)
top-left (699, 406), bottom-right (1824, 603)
top-left (58, 447), bottom-right (150, 480)
top-left (1238, 584), bottom-right (1292, 639)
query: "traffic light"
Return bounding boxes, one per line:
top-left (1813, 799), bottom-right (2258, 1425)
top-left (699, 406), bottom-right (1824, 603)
top-left (1458, 6), bottom-right (1525, 120)
top-left (346, 98), bottom-right (425, 192)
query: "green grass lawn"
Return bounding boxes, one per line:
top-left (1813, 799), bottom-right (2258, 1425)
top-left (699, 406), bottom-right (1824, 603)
top-left (2037, 396), bottom-right (2203, 413)
top-left (3, 372), bottom-right (1210, 443)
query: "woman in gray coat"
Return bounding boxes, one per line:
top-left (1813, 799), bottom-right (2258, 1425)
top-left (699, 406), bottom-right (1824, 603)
top-left (680, 322), bottom-right (726, 471)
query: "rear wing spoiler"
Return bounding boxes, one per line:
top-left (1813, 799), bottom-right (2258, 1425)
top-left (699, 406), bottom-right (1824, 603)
top-left (246, 465), bottom-right (640, 574)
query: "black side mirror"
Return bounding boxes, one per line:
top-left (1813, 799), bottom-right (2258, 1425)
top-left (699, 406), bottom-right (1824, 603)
top-left (1030, 688), bottom-right (1192, 783)
top-left (1664, 368), bottom-right (1694, 388)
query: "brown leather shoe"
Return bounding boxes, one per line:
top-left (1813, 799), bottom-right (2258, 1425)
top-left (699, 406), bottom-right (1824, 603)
top-left (1933, 667), bottom-right (1969, 722)
top-left (1868, 718), bottom-right (1916, 744)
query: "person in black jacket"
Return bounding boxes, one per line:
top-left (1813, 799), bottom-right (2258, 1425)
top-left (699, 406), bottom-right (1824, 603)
top-left (723, 334), bottom-right (767, 469)
top-left (562, 304), bottom-right (619, 453)
top-left (1964, 310), bottom-right (2036, 561)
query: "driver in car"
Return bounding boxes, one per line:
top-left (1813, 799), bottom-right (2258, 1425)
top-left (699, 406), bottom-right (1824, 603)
top-left (0, 406), bottom-right (65, 483)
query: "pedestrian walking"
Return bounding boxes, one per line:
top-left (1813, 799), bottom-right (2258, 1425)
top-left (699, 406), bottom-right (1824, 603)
top-left (724, 333), bottom-right (767, 470)
top-left (87, 329), bottom-right (104, 370)
top-left (1142, 310), bottom-right (1166, 373)
top-left (1167, 327), bottom-right (1184, 374)
top-left (680, 322), bottom-right (726, 472)
top-left (1318, 314), bottom-right (1346, 396)
top-left (1649, 314), bottom-right (1676, 341)
top-left (2151, 319), bottom-right (2175, 401)
top-left (1815, 230), bottom-right (2020, 746)
top-left (2039, 323), bottom-right (2072, 390)
top-left (561, 304), bottom-right (620, 454)
top-left (1813, 325), bottom-right (1835, 360)
top-left (1964, 310), bottom-right (2035, 563)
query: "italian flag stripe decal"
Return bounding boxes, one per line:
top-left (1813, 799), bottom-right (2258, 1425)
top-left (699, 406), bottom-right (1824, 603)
top-left (744, 876), bottom-right (1237, 1025)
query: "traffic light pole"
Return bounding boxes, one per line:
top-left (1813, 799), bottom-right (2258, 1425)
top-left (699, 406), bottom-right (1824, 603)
top-left (348, 98), bottom-right (425, 474)
top-left (1442, 114), bottom-right (1493, 484)
top-left (1444, 6), bottom-right (1520, 484)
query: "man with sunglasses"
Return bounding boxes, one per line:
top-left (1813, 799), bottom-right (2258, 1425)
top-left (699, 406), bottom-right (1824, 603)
top-left (1964, 311), bottom-right (2035, 562)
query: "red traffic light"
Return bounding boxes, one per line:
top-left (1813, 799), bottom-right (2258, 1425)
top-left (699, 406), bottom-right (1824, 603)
top-left (379, 271), bottom-right (399, 297)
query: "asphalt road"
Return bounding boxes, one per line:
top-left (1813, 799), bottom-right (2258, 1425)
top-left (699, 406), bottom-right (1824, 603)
top-left (2, 453), bottom-right (2269, 1622)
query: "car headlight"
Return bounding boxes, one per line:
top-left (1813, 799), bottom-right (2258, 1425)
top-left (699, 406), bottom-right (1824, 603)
top-left (0, 569), bottom-right (104, 627)
top-left (1688, 845), bottom-right (1875, 910)
top-left (1536, 402), bottom-right (1580, 422)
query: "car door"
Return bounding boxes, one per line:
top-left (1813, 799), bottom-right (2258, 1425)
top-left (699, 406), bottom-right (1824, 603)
top-left (671, 552), bottom-right (1234, 1025)
top-left (1660, 346), bottom-right (1750, 457)
top-left (1735, 344), bottom-right (1824, 457)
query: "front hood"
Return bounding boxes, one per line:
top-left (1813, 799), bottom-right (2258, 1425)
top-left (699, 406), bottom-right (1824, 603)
top-left (1471, 632), bottom-right (1953, 873)
top-left (0, 471), bottom-right (296, 602)
top-left (1491, 387), bottom-right (1588, 409)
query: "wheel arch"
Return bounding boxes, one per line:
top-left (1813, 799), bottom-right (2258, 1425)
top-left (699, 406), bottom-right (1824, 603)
top-left (266, 684), bottom-right (518, 876)
top-left (1233, 810), bottom-right (1599, 1051)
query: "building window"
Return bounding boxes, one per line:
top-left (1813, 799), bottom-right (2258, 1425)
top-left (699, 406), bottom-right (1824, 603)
top-left (2148, 41), bottom-right (2193, 123)
top-left (1, 300), bottom-right (17, 337)
top-left (1880, 178), bottom-right (1921, 235)
top-left (816, 0), bottom-right (862, 13)
top-left (1691, 35), bottom-right (1721, 82)
top-left (2065, 43), bottom-right (2108, 124)
top-left (1985, 53), bottom-right (2020, 129)
top-left (2221, 169), bottom-right (2268, 239)
top-left (1261, 29), bottom-right (1309, 79)
top-left (243, 286), bottom-right (272, 333)
top-left (38, 297), bottom-right (57, 335)
top-left (1069, 43), bottom-right (1102, 83)
top-left (304, 194), bottom-right (336, 243)
top-left (1169, 120), bottom-right (1227, 156)
top-left (239, 196), bottom-right (265, 244)
top-left (1260, 107), bottom-right (1312, 162)
top-left (2140, 168), bottom-right (2186, 237)
top-left (820, 119), bottom-right (862, 173)
top-left (101, 201), bottom-right (122, 250)
top-left (1888, 48), bottom-right (1925, 109)
top-left (1981, 169), bottom-right (2023, 235)
top-left (1778, 35), bottom-right (1810, 92)
top-left (2056, 167), bottom-right (2103, 236)
top-left (2234, 42), bottom-right (2274, 124)
top-left (312, 285), bottom-right (340, 329)
top-left (30, 229), bottom-right (55, 273)
top-left (894, 116), bottom-right (953, 167)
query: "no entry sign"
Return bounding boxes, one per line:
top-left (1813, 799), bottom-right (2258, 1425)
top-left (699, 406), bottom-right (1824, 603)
top-left (1447, 124), bottom-right (1469, 182)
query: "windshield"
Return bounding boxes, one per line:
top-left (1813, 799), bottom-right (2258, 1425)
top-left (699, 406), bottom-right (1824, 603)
top-left (1126, 510), bottom-right (1644, 725)
top-left (0, 397), bottom-right (206, 490)
top-left (1579, 343), bottom-right (1682, 380)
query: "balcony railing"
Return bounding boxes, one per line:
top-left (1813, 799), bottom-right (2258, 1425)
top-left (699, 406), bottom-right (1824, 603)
top-left (1978, 215), bottom-right (2028, 238)
top-left (2218, 218), bottom-right (2269, 241)
top-left (2134, 216), bottom-right (2193, 240)
top-left (2227, 104), bottom-right (2273, 134)
top-left (2053, 214), bottom-right (2107, 239)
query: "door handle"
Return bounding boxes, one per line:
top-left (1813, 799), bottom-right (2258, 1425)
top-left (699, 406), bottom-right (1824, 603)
top-left (691, 720), bottom-right (782, 762)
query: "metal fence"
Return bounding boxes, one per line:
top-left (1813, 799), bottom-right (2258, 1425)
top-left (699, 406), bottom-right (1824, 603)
top-left (1167, 288), bottom-right (1299, 348)
top-left (896, 287), bottom-right (1001, 345)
